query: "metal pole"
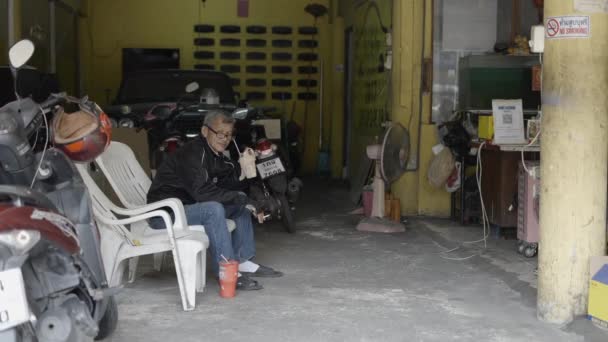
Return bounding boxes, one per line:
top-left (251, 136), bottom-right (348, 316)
top-left (74, 11), bottom-right (81, 96)
top-left (49, 0), bottom-right (56, 73)
top-left (8, 0), bottom-right (14, 46)
top-left (319, 60), bottom-right (324, 150)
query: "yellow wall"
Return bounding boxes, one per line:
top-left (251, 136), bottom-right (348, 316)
top-left (343, 0), bottom-right (392, 205)
top-left (9, 0), bottom-right (81, 93)
top-left (342, 0), bottom-right (450, 217)
top-left (393, 0), bottom-right (450, 217)
top-left (9, 0), bottom-right (450, 216)
top-left (395, 0), bottom-right (450, 217)
top-left (80, 0), bottom-right (343, 175)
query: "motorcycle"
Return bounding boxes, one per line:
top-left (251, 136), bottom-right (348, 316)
top-left (231, 106), bottom-right (303, 234)
top-left (141, 82), bottom-right (217, 171)
top-left (144, 84), bottom-right (302, 233)
top-left (0, 39), bottom-right (117, 342)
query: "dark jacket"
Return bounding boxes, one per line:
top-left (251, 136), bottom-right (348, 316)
top-left (147, 136), bottom-right (250, 206)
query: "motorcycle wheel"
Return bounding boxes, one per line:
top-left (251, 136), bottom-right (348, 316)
top-left (277, 194), bottom-right (296, 234)
top-left (95, 296), bottom-right (118, 340)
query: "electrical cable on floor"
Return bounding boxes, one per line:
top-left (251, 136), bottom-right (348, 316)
top-left (440, 254), bottom-right (478, 261)
top-left (431, 240), bottom-right (459, 253)
top-left (428, 142), bottom-right (490, 261)
top-left (436, 59), bottom-right (547, 258)
top-left (461, 141), bottom-right (490, 247)
top-left (432, 238), bottom-right (479, 261)
top-left (440, 246), bottom-right (460, 254)
top-left (438, 250), bottom-right (478, 260)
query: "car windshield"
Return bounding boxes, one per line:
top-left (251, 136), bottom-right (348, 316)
top-left (116, 71), bottom-right (236, 105)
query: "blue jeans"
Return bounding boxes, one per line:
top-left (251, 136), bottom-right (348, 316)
top-left (150, 202), bottom-right (256, 275)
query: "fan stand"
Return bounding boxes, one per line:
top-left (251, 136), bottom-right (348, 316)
top-left (356, 145), bottom-right (406, 233)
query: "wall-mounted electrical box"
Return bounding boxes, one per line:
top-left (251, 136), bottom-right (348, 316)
top-left (529, 25), bottom-right (544, 53)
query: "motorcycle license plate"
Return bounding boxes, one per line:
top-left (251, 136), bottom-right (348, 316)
top-left (0, 268), bottom-right (31, 331)
top-left (256, 157), bottom-right (286, 179)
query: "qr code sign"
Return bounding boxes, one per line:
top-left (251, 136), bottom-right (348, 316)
top-left (503, 114), bottom-right (513, 124)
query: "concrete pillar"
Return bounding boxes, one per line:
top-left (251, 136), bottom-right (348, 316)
top-left (537, 0), bottom-right (608, 324)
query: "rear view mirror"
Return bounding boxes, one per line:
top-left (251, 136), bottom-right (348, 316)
top-left (9, 39), bottom-right (35, 69)
top-left (185, 82), bottom-right (200, 94)
top-left (233, 108), bottom-right (249, 120)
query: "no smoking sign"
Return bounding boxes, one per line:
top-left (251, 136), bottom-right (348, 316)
top-left (545, 16), bottom-right (591, 39)
top-left (546, 18), bottom-right (560, 37)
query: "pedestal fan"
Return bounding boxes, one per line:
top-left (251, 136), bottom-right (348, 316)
top-left (357, 122), bottom-right (410, 233)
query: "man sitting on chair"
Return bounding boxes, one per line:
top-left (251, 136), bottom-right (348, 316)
top-left (147, 110), bottom-right (282, 291)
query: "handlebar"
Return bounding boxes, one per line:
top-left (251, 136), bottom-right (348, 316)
top-left (40, 92), bottom-right (67, 109)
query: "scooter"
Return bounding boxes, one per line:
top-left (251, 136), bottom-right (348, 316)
top-left (240, 138), bottom-right (300, 234)
top-left (0, 39), bottom-right (117, 342)
top-left (232, 107), bottom-right (302, 234)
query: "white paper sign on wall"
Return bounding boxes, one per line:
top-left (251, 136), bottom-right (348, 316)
top-left (545, 16), bottom-right (591, 39)
top-left (492, 99), bottom-right (526, 145)
top-left (575, 0), bottom-right (608, 13)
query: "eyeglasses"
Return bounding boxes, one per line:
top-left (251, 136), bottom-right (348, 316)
top-left (205, 125), bottom-right (234, 140)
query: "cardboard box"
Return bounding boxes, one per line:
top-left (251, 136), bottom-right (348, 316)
top-left (588, 256), bottom-right (608, 326)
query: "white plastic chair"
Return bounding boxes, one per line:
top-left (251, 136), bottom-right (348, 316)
top-left (94, 141), bottom-right (235, 278)
top-left (75, 163), bottom-right (208, 311)
top-left (95, 141), bottom-right (236, 232)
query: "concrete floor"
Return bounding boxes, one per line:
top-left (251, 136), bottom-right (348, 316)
top-left (103, 180), bottom-right (608, 342)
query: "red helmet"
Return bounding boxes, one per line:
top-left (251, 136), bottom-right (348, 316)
top-left (52, 101), bottom-right (112, 162)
